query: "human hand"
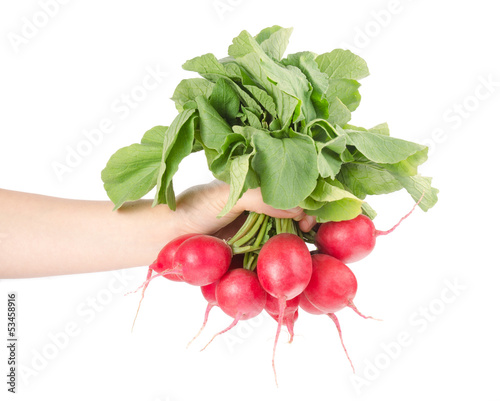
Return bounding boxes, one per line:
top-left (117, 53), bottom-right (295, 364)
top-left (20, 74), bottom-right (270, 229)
top-left (171, 180), bottom-right (316, 240)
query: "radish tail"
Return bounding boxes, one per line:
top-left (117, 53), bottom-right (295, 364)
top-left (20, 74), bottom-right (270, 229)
top-left (200, 314), bottom-right (241, 352)
top-left (285, 316), bottom-right (295, 344)
top-left (376, 190), bottom-right (425, 236)
top-left (131, 266), bottom-right (153, 332)
top-left (187, 303), bottom-right (215, 349)
top-left (328, 313), bottom-right (355, 373)
top-left (272, 296), bottom-right (286, 387)
top-left (125, 267), bottom-right (182, 296)
top-left (347, 301), bottom-right (382, 321)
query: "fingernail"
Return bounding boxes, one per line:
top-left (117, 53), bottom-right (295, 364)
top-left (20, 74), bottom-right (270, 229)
top-left (285, 206), bottom-right (302, 214)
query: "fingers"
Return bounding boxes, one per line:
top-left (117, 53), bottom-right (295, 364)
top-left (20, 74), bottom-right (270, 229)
top-left (298, 215), bottom-right (316, 232)
top-left (207, 180), bottom-right (317, 233)
top-left (235, 187), bottom-right (305, 219)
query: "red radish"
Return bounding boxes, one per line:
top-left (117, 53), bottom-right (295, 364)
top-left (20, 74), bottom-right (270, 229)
top-left (187, 281), bottom-right (219, 348)
top-left (256, 233), bottom-right (313, 385)
top-left (173, 235), bottom-right (232, 286)
top-left (130, 234), bottom-right (198, 331)
top-left (315, 194), bottom-right (424, 263)
top-left (299, 293), bottom-right (354, 371)
top-left (201, 268), bottom-right (267, 350)
top-left (155, 233), bottom-right (199, 281)
top-left (316, 215), bottom-right (376, 263)
top-left (135, 234), bottom-right (232, 290)
top-left (304, 254), bottom-right (377, 320)
top-left (257, 234), bottom-right (312, 300)
top-left (299, 292), bottom-right (324, 316)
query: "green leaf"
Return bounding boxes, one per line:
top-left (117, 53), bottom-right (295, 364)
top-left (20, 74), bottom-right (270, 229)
top-left (210, 133), bottom-right (248, 180)
top-left (362, 202), bottom-right (377, 219)
top-left (315, 49), bottom-right (368, 124)
top-left (328, 97), bottom-right (352, 126)
top-left (305, 178), bottom-right (364, 222)
top-left (218, 152), bottom-right (254, 217)
top-left (345, 130), bottom-right (427, 164)
top-left (184, 53), bottom-right (263, 113)
top-left (102, 126), bottom-right (166, 209)
top-left (316, 136), bottom-right (347, 180)
top-left (183, 53), bottom-right (238, 80)
top-left (338, 163), bottom-right (404, 199)
top-left (243, 85), bottom-right (277, 117)
top-left (299, 196), bottom-right (323, 210)
top-left (256, 26), bottom-right (293, 60)
top-left (308, 199), bottom-right (363, 222)
top-left (251, 130), bottom-right (319, 209)
top-left (379, 148), bottom-right (429, 176)
top-left (282, 51), bottom-right (330, 119)
top-left (228, 30), bottom-right (315, 125)
top-left (309, 178), bottom-right (361, 203)
top-left (210, 78), bottom-right (241, 122)
top-left (154, 109), bottom-right (197, 208)
top-left (303, 119), bottom-right (347, 180)
top-left (369, 122), bottom-right (390, 136)
top-left (344, 122), bottom-right (390, 136)
top-left (315, 49), bottom-right (369, 80)
top-left (171, 79), bottom-right (214, 112)
top-left (326, 79), bottom-right (361, 112)
top-left (389, 174), bottom-right (439, 212)
top-left (140, 125), bottom-right (168, 146)
top-left (242, 107), bottom-right (263, 129)
top-left (195, 95), bottom-right (233, 150)
top-left (255, 25), bottom-right (287, 43)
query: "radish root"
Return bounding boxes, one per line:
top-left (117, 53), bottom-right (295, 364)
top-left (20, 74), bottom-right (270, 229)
top-left (328, 313), bottom-right (355, 373)
top-left (187, 303), bottom-right (215, 349)
top-left (131, 266), bottom-right (153, 332)
top-left (376, 191), bottom-right (425, 236)
top-left (200, 314), bottom-right (241, 352)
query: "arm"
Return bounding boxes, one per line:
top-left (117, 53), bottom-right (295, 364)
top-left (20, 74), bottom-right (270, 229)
top-left (0, 181), bottom-right (315, 278)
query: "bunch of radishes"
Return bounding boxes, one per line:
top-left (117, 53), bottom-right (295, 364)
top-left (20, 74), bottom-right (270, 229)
top-left (131, 203), bottom-right (421, 384)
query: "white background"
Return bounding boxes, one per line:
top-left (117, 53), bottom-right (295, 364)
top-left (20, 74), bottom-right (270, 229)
top-left (1, 1), bottom-right (500, 400)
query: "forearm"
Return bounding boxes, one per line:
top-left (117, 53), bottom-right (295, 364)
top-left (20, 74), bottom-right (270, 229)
top-left (0, 189), bottom-right (179, 278)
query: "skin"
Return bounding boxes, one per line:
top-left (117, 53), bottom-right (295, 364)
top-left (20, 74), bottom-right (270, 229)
top-left (0, 180), bottom-right (316, 279)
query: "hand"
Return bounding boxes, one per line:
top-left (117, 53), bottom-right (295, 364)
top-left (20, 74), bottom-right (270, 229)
top-left (171, 180), bottom-right (317, 240)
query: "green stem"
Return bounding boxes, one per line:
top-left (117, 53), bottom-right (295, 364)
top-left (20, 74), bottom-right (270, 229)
top-left (232, 244), bottom-right (262, 254)
top-left (228, 212), bottom-right (259, 246)
top-left (232, 213), bottom-right (266, 248)
top-left (248, 254), bottom-right (259, 271)
top-left (301, 229), bottom-right (317, 243)
top-left (254, 215), bottom-right (270, 247)
top-left (275, 218), bottom-right (283, 234)
top-left (243, 251), bottom-right (251, 269)
top-left (243, 251), bottom-right (259, 271)
top-left (296, 222), bottom-right (303, 239)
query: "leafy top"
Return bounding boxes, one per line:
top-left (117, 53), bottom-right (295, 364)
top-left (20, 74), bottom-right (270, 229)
top-left (101, 26), bottom-right (438, 221)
